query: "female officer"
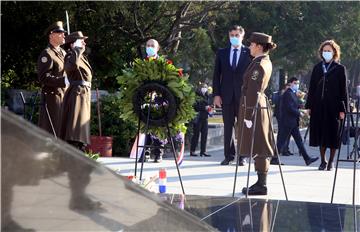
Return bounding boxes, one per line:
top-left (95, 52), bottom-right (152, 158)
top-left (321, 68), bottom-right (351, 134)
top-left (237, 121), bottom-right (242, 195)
top-left (237, 32), bottom-right (277, 195)
top-left (61, 31), bottom-right (92, 150)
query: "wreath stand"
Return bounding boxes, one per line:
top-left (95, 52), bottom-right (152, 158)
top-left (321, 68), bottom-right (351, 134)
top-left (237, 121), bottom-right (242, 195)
top-left (132, 82), bottom-right (185, 195)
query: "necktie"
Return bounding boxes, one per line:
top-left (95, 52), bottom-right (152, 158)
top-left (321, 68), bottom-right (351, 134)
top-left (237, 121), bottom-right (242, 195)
top-left (232, 49), bottom-right (238, 70)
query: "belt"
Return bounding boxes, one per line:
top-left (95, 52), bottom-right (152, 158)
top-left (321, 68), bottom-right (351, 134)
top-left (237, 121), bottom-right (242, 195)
top-left (70, 80), bottom-right (91, 88)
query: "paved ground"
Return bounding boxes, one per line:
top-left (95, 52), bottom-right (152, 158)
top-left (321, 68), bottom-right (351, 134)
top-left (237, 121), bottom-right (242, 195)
top-left (100, 134), bottom-right (360, 206)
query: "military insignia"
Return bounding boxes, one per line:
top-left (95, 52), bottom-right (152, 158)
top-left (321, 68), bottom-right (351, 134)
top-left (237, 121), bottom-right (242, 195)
top-left (251, 70), bottom-right (259, 80)
top-left (41, 56), bottom-right (48, 63)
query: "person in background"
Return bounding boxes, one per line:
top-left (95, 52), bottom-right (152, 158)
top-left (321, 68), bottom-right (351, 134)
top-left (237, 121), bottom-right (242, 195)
top-left (273, 83), bottom-right (293, 156)
top-left (190, 83), bottom-right (212, 157)
top-left (37, 21), bottom-right (68, 136)
top-left (212, 25), bottom-right (251, 166)
top-left (138, 38), bottom-right (164, 163)
top-left (277, 77), bottom-right (319, 166)
top-left (305, 40), bottom-right (348, 171)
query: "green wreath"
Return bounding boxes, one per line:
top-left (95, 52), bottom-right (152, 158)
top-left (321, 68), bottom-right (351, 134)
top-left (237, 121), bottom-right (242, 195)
top-left (117, 56), bottom-right (196, 139)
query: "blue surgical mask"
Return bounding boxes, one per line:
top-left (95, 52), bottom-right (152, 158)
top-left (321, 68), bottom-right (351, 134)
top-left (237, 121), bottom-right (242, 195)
top-left (291, 83), bottom-right (299, 93)
top-left (146, 47), bottom-right (157, 57)
top-left (322, 51), bottom-right (333, 62)
top-left (230, 37), bottom-right (241, 47)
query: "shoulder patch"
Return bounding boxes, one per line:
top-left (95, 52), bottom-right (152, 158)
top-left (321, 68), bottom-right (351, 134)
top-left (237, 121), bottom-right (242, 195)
top-left (41, 56), bottom-right (48, 63)
top-left (251, 70), bottom-right (260, 80)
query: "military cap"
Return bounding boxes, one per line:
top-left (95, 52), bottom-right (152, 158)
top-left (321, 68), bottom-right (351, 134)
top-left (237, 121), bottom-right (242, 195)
top-left (45, 21), bottom-right (67, 35)
top-left (248, 32), bottom-right (277, 49)
top-left (65, 31), bottom-right (88, 44)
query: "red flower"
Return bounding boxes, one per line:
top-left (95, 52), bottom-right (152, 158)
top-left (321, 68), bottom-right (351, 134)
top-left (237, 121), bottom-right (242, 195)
top-left (178, 68), bottom-right (183, 77)
top-left (167, 59), bottom-right (173, 65)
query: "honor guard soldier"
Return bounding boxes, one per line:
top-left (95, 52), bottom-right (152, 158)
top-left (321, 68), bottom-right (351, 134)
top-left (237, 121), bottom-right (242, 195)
top-left (237, 32), bottom-right (277, 195)
top-left (37, 21), bottom-right (69, 137)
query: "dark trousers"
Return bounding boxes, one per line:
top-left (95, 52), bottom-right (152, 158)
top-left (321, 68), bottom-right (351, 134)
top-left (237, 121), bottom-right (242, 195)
top-left (222, 98), bottom-right (239, 160)
top-left (190, 119), bottom-right (208, 153)
top-left (276, 120), bottom-right (291, 154)
top-left (277, 125), bottom-right (309, 159)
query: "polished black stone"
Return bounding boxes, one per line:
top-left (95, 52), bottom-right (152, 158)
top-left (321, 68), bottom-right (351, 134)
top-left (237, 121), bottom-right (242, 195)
top-left (166, 194), bottom-right (360, 232)
top-left (1, 109), bottom-right (214, 231)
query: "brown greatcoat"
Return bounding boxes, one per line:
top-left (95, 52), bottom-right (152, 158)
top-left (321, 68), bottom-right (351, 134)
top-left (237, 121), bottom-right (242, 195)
top-left (237, 55), bottom-right (275, 157)
top-left (61, 47), bottom-right (92, 145)
top-left (37, 44), bottom-right (67, 136)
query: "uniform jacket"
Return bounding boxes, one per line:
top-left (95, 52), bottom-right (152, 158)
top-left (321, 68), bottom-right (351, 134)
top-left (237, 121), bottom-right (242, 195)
top-left (237, 55), bottom-right (275, 157)
top-left (61, 47), bottom-right (92, 144)
top-left (37, 44), bottom-right (67, 136)
top-left (212, 45), bottom-right (251, 104)
top-left (280, 88), bottom-right (301, 129)
top-left (305, 61), bottom-right (348, 148)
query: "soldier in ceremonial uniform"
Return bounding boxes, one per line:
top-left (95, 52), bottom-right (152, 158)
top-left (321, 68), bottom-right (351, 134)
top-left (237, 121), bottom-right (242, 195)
top-left (37, 21), bottom-right (68, 136)
top-left (61, 31), bottom-right (92, 150)
top-left (237, 32), bottom-right (277, 195)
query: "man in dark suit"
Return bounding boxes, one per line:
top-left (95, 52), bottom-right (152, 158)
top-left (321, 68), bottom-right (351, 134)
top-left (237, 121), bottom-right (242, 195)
top-left (212, 25), bottom-right (251, 165)
top-left (277, 77), bottom-right (319, 166)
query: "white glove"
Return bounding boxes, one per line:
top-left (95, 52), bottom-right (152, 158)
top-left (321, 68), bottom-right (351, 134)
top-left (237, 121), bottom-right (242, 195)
top-left (244, 119), bottom-right (253, 128)
top-left (73, 39), bottom-right (83, 48)
top-left (64, 74), bottom-right (70, 87)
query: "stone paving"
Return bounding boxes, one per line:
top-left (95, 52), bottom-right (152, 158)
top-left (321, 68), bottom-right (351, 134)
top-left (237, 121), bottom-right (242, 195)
top-left (100, 131), bottom-right (360, 206)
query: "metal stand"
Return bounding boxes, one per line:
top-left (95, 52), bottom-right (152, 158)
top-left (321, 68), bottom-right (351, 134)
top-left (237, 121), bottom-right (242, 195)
top-left (330, 109), bottom-right (359, 231)
top-left (133, 95), bottom-right (185, 195)
top-left (232, 93), bottom-right (288, 200)
top-left (20, 91), bottom-right (57, 138)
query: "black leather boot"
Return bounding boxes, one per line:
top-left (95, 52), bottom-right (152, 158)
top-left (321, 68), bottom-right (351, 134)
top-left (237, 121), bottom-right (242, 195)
top-left (242, 172), bottom-right (268, 195)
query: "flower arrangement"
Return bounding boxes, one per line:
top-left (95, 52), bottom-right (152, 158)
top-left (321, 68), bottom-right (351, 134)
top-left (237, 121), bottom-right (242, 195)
top-left (117, 56), bottom-right (196, 139)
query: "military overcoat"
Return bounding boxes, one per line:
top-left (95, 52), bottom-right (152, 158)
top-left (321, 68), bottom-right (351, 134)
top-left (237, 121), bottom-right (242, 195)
top-left (237, 55), bottom-right (275, 157)
top-left (37, 44), bottom-right (67, 136)
top-left (61, 47), bottom-right (92, 144)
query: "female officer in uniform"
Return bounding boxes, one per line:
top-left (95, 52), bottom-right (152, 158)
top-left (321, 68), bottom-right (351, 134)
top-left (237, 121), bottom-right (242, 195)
top-left (61, 31), bottom-right (92, 151)
top-left (237, 32), bottom-right (277, 195)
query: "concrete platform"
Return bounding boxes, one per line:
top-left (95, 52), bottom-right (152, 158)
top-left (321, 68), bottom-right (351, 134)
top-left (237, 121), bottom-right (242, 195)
top-left (100, 143), bottom-right (360, 205)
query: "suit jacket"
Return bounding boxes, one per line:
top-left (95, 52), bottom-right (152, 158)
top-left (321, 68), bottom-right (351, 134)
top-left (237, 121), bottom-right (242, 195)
top-left (37, 44), bottom-right (67, 135)
top-left (61, 47), bottom-right (93, 144)
top-left (280, 88), bottom-right (300, 128)
top-left (212, 45), bottom-right (251, 104)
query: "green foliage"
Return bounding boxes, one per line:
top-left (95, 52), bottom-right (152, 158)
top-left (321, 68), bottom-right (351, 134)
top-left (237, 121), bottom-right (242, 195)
top-left (177, 28), bottom-right (215, 86)
top-left (84, 150), bottom-right (100, 161)
top-left (90, 94), bottom-right (137, 157)
top-left (117, 57), bottom-right (196, 139)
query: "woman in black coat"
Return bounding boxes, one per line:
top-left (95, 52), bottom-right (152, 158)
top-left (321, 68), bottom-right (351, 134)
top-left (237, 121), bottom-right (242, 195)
top-left (305, 40), bottom-right (348, 171)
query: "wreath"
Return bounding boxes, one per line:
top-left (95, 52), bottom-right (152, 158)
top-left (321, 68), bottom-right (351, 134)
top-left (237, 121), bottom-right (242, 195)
top-left (117, 56), bottom-right (196, 139)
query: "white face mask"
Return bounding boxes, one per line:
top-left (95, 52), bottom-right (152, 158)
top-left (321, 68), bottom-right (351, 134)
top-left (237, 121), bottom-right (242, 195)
top-left (201, 87), bottom-right (208, 95)
top-left (322, 51), bottom-right (333, 62)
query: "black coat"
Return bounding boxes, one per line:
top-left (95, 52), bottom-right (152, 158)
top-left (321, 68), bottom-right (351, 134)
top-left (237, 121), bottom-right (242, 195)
top-left (305, 61), bottom-right (348, 149)
top-left (212, 46), bottom-right (251, 104)
top-left (194, 91), bottom-right (210, 121)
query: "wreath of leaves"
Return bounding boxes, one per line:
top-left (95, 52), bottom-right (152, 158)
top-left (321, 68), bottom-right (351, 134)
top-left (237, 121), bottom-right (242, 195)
top-left (117, 56), bottom-right (196, 139)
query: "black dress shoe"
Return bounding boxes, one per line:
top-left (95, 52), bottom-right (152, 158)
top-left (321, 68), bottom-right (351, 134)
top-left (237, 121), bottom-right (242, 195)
top-left (327, 162), bottom-right (334, 171)
top-left (305, 156), bottom-right (319, 166)
top-left (318, 161), bottom-right (327, 170)
top-left (220, 158), bottom-right (234, 165)
top-left (270, 158), bottom-right (284, 165)
top-left (190, 152), bottom-right (198, 157)
top-left (242, 184), bottom-right (267, 195)
top-left (238, 157), bottom-right (246, 166)
top-left (200, 153), bottom-right (211, 157)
